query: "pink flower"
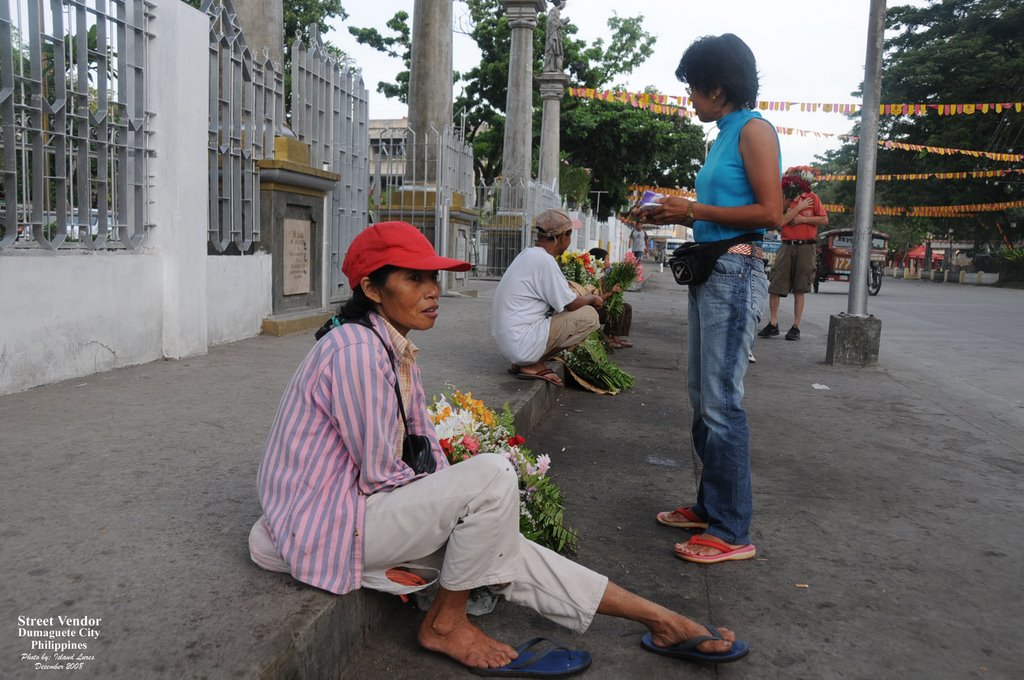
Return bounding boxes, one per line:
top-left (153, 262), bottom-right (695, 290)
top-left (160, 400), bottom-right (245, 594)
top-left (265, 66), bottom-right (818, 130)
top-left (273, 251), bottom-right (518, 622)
top-left (535, 454), bottom-right (551, 477)
top-left (460, 435), bottom-right (481, 454)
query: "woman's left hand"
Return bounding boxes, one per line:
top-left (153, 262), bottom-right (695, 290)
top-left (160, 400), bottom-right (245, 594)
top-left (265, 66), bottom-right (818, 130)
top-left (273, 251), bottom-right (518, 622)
top-left (643, 197), bottom-right (691, 225)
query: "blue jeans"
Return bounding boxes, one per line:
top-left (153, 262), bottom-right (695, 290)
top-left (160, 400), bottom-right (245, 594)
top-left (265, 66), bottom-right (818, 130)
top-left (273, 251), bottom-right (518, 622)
top-left (687, 253), bottom-right (767, 544)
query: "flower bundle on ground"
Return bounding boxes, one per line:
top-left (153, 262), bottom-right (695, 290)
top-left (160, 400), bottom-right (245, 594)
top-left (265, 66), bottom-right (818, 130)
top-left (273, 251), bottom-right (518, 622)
top-left (555, 250), bottom-right (636, 394)
top-left (559, 332), bottom-right (636, 395)
top-left (428, 388), bottom-right (578, 554)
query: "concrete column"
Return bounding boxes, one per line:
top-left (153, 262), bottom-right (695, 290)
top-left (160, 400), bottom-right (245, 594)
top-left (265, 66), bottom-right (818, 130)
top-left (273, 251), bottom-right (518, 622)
top-left (232, 0), bottom-right (284, 70)
top-left (537, 72), bottom-right (568, 189)
top-left (407, 0), bottom-right (453, 184)
top-left (501, 0), bottom-right (545, 184)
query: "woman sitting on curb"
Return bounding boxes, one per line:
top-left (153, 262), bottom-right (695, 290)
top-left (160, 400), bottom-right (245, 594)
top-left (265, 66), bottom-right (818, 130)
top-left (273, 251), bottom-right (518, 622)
top-left (248, 221), bottom-right (749, 675)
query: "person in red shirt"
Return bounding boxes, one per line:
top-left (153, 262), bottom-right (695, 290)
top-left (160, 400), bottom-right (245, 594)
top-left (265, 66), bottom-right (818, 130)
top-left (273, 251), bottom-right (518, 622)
top-left (759, 167), bottom-right (828, 341)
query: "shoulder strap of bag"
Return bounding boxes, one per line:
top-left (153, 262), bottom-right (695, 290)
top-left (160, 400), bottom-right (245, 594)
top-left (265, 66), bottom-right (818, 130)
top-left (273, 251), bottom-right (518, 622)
top-left (316, 315), bottom-right (413, 434)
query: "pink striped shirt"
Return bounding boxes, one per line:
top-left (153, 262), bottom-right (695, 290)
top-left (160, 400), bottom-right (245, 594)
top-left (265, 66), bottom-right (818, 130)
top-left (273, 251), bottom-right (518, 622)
top-left (256, 313), bottom-right (449, 594)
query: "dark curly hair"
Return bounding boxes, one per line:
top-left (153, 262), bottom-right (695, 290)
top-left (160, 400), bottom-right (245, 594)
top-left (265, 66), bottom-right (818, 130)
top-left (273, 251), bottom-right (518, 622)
top-left (675, 34), bottom-right (759, 110)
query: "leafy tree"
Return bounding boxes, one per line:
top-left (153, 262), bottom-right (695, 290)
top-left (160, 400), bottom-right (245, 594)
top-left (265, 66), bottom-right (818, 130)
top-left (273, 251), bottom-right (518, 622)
top-left (349, 0), bottom-right (705, 218)
top-left (814, 0), bottom-right (1024, 253)
top-left (347, 12), bottom-right (411, 103)
top-left (183, 0), bottom-right (349, 111)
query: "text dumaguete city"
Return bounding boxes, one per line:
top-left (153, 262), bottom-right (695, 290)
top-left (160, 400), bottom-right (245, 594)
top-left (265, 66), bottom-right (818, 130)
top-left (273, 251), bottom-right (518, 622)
top-left (17, 615), bottom-right (101, 652)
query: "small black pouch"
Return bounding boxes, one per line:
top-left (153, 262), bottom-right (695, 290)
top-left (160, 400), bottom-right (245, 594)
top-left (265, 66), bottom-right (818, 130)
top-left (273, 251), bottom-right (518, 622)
top-left (668, 232), bottom-right (762, 286)
top-left (402, 433), bottom-right (437, 475)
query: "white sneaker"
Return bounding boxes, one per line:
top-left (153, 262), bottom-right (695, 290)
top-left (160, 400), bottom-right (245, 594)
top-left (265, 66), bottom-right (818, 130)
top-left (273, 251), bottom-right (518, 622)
top-left (747, 350), bottom-right (756, 363)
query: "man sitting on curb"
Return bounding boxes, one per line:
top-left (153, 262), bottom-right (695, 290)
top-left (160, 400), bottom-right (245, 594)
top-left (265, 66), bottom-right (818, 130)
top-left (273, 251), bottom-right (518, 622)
top-left (492, 209), bottom-right (602, 387)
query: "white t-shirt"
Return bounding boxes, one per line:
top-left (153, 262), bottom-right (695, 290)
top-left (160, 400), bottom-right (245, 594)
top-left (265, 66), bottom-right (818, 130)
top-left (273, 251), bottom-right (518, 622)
top-left (630, 228), bottom-right (646, 251)
top-left (491, 247), bottom-right (577, 365)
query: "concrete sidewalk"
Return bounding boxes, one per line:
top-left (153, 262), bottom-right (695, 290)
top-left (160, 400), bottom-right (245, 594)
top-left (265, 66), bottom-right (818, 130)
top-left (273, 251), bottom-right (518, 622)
top-left (3, 269), bottom-right (1021, 679)
top-left (1, 278), bottom-right (556, 679)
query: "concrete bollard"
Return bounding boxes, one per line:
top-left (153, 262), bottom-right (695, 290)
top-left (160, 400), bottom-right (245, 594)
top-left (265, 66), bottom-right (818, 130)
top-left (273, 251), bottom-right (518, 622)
top-left (959, 270), bottom-right (967, 284)
top-left (976, 271), bottom-right (984, 285)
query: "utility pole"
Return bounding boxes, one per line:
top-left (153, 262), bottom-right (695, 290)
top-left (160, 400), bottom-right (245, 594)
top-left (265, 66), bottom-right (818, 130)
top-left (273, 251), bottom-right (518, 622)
top-left (826, 0), bottom-right (886, 366)
top-left (589, 190), bottom-right (607, 220)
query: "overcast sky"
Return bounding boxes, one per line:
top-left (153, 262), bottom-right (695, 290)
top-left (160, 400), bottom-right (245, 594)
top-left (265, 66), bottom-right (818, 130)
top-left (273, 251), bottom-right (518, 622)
top-left (325, 0), bottom-right (931, 171)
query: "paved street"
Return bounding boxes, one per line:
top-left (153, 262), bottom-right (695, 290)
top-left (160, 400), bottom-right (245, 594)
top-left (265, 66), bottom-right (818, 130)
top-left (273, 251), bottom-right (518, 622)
top-left (3, 268), bottom-right (1021, 679)
top-left (803, 277), bottom-right (1024, 444)
top-left (344, 269), bottom-right (1024, 679)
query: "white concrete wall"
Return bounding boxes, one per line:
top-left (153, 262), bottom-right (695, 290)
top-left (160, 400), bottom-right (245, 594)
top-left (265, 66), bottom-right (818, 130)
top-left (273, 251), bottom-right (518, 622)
top-left (148, 0), bottom-right (210, 359)
top-left (0, 0), bottom-right (229, 396)
top-left (0, 252), bottom-right (164, 393)
top-left (207, 254), bottom-right (273, 345)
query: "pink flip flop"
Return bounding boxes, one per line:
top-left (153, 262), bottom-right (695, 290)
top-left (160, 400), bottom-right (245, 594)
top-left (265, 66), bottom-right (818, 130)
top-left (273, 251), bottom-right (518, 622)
top-left (674, 535), bottom-right (756, 564)
top-left (656, 506), bottom-right (709, 529)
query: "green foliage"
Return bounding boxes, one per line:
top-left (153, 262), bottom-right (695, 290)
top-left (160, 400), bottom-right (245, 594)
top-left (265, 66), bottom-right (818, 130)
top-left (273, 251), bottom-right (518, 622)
top-left (560, 332), bottom-right (635, 395)
top-left (999, 247), bottom-right (1024, 264)
top-left (558, 157), bottom-right (592, 209)
top-left (562, 97), bottom-right (704, 219)
top-left (814, 0), bottom-right (1024, 249)
top-left (348, 11), bottom-right (411, 103)
top-left (348, 0), bottom-right (704, 212)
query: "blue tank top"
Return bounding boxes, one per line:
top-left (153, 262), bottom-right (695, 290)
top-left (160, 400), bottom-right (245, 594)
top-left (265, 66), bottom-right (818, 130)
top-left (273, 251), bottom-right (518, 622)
top-left (693, 108), bottom-right (780, 243)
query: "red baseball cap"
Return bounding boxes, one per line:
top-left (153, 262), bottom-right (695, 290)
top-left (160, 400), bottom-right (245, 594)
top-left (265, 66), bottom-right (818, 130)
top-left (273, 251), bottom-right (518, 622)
top-left (342, 221), bottom-right (472, 289)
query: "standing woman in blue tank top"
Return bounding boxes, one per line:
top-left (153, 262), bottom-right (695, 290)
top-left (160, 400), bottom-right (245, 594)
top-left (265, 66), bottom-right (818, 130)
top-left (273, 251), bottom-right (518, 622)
top-left (643, 34), bottom-right (782, 564)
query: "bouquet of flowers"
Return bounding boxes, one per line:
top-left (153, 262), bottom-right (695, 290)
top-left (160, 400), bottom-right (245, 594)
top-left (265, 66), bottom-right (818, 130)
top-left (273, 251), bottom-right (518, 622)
top-left (782, 165), bottom-right (817, 201)
top-left (601, 251), bottom-right (645, 321)
top-left (429, 388), bottom-right (578, 554)
top-left (556, 249), bottom-right (599, 288)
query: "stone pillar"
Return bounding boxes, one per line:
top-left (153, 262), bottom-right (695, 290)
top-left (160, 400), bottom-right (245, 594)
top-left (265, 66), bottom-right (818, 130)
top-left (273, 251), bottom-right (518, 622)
top-left (232, 0), bottom-right (284, 70)
top-left (257, 137), bottom-right (340, 334)
top-left (407, 0), bottom-right (453, 184)
top-left (537, 72), bottom-right (568, 189)
top-left (501, 0), bottom-right (545, 184)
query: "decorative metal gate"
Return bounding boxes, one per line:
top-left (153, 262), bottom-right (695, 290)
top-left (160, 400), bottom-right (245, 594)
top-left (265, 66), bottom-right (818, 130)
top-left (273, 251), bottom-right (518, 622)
top-left (202, 0), bottom-right (282, 253)
top-left (291, 25), bottom-right (369, 302)
top-left (1, 0), bottom-right (152, 251)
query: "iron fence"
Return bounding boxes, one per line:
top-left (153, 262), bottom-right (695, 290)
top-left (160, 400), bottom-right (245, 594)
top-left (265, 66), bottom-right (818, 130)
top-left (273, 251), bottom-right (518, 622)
top-left (203, 0), bottom-right (282, 253)
top-left (469, 177), bottom-right (561, 278)
top-left (290, 24), bottom-right (369, 301)
top-left (1, 0), bottom-right (153, 252)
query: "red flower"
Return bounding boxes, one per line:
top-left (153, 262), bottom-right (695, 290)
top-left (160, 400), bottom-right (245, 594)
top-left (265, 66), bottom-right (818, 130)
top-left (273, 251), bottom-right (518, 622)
top-left (440, 438), bottom-right (454, 455)
top-left (508, 435), bottom-right (526, 446)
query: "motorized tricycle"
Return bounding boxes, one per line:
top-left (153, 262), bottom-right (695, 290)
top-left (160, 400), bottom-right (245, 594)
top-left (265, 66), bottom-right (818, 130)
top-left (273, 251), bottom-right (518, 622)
top-left (813, 228), bottom-right (888, 296)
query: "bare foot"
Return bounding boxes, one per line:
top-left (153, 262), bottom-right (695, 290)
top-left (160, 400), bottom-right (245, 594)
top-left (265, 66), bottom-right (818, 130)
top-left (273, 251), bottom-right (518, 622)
top-left (648, 610), bottom-right (736, 656)
top-left (418, 616), bottom-right (518, 669)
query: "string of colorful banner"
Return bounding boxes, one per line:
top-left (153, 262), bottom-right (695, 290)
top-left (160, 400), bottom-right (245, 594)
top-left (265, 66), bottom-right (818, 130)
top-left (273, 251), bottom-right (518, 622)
top-left (822, 200), bottom-right (1024, 217)
top-left (627, 187), bottom-right (1024, 218)
top-left (567, 88), bottom-right (1024, 117)
top-left (567, 89), bottom-right (1024, 163)
top-left (820, 168), bottom-right (1024, 182)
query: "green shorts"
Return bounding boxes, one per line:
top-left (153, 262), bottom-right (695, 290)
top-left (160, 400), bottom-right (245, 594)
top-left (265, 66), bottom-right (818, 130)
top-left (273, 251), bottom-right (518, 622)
top-left (768, 243), bottom-right (816, 295)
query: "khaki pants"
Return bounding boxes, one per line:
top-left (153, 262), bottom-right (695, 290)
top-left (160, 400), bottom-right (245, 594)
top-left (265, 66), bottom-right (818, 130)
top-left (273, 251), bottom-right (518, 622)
top-left (363, 454), bottom-right (608, 633)
top-left (544, 306), bottom-right (600, 358)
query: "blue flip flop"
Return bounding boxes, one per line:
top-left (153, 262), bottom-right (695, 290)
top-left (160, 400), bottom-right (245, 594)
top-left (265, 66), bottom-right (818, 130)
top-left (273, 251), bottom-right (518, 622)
top-left (640, 626), bottom-right (749, 663)
top-left (471, 637), bottom-right (592, 677)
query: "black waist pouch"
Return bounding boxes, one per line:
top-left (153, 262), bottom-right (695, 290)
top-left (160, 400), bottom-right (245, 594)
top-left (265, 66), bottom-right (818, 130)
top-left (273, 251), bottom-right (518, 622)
top-left (668, 232), bottom-right (762, 286)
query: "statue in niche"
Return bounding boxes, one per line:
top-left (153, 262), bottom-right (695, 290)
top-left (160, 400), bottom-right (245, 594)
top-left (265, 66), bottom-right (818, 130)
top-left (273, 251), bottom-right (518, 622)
top-left (543, 0), bottom-right (568, 73)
